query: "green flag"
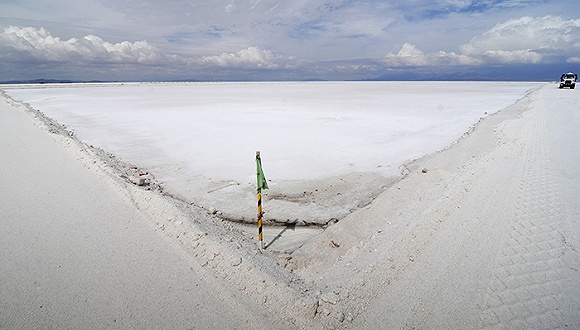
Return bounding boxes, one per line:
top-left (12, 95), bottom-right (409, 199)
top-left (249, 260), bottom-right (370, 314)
top-left (256, 154), bottom-right (268, 192)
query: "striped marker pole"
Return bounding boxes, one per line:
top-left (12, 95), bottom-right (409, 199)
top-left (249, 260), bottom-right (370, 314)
top-left (257, 190), bottom-right (264, 249)
top-left (256, 151), bottom-right (268, 249)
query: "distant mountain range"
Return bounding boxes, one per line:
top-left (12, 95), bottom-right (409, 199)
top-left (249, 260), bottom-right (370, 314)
top-left (1, 63), bottom-right (571, 84)
top-left (0, 78), bottom-right (111, 84)
top-left (365, 63), bottom-right (571, 82)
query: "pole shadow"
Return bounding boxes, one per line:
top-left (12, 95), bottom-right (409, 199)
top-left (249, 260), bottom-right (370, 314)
top-left (265, 223), bottom-right (296, 249)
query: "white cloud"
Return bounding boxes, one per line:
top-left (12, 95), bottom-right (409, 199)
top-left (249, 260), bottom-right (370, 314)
top-left (384, 43), bottom-right (482, 67)
top-left (199, 46), bottom-right (295, 69)
top-left (483, 49), bottom-right (542, 63)
top-left (385, 43), bottom-right (428, 66)
top-left (567, 57), bottom-right (580, 63)
top-left (460, 16), bottom-right (580, 63)
top-left (0, 26), bottom-right (166, 64)
top-left (0, 26), bottom-right (301, 77)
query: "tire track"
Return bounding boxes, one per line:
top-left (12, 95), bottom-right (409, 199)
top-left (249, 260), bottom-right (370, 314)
top-left (480, 97), bottom-right (570, 329)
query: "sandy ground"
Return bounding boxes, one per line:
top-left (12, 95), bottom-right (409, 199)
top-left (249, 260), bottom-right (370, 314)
top-left (0, 94), bottom-right (308, 329)
top-left (290, 84), bottom-right (580, 328)
top-left (1, 84), bottom-right (579, 329)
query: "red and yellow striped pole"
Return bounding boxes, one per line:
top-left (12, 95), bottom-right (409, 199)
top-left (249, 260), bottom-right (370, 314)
top-left (257, 190), bottom-right (264, 249)
top-left (256, 151), bottom-right (268, 249)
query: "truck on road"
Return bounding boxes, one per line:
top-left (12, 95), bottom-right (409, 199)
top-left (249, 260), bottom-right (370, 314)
top-left (559, 72), bottom-right (577, 89)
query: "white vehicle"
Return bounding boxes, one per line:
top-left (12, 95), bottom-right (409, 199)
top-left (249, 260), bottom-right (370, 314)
top-left (559, 72), bottom-right (577, 89)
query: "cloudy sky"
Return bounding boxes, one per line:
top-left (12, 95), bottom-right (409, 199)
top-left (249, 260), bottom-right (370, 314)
top-left (1, 0), bottom-right (579, 81)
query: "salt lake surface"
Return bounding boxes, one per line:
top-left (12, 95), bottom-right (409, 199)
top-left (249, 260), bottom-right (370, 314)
top-left (5, 81), bottom-right (541, 225)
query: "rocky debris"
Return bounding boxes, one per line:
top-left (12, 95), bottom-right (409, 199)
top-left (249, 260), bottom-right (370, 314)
top-left (127, 168), bottom-right (156, 187)
top-left (128, 175), bottom-right (146, 186)
top-left (320, 291), bottom-right (341, 305)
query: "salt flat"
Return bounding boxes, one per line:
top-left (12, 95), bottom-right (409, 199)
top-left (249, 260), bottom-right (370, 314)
top-left (0, 94), bottom-right (295, 329)
top-left (5, 81), bottom-right (539, 226)
top-left (1, 82), bottom-right (578, 329)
